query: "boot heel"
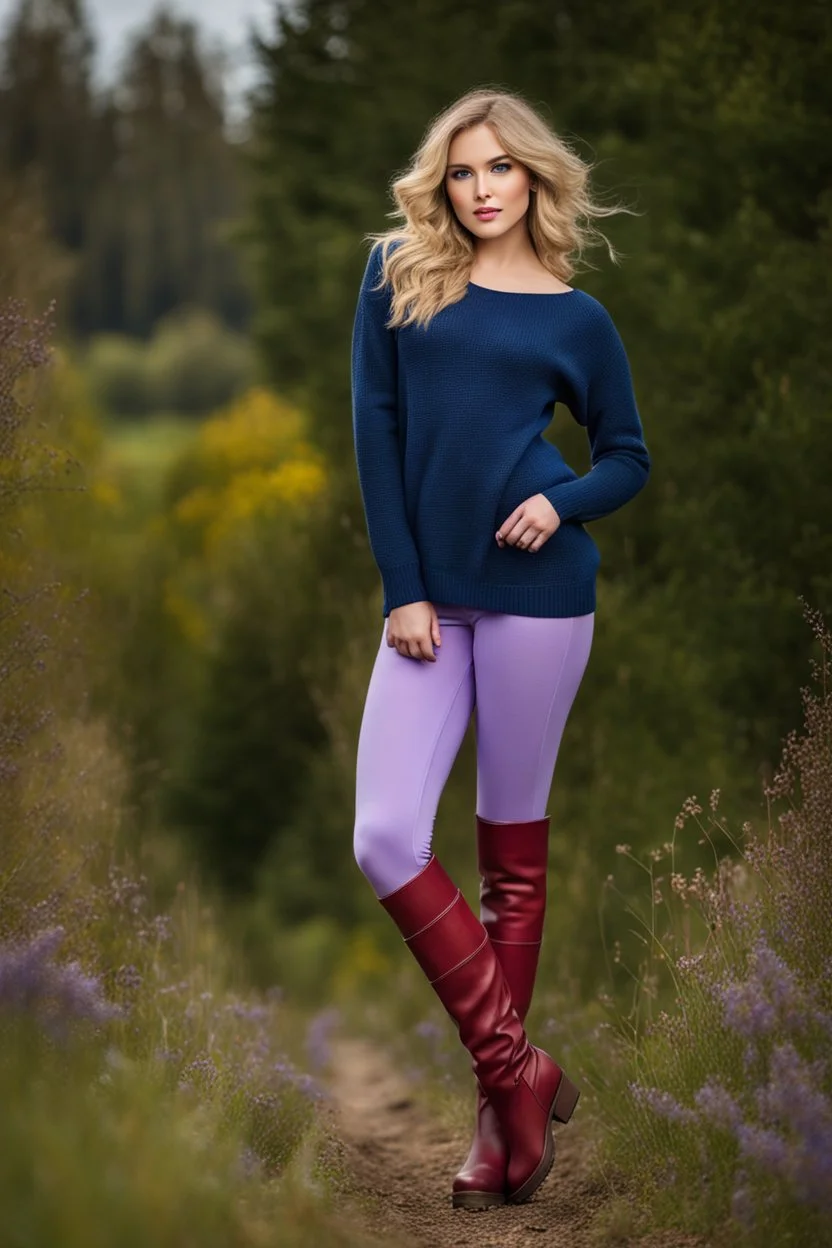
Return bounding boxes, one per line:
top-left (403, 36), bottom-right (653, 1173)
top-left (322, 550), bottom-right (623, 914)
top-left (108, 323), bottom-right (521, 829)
top-left (552, 1072), bottom-right (580, 1123)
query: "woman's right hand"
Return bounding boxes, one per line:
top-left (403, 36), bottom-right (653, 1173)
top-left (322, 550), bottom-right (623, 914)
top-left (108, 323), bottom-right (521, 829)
top-left (386, 601), bottom-right (442, 662)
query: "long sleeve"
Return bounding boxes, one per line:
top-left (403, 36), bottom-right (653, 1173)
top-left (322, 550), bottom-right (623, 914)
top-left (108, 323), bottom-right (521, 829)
top-left (542, 306), bottom-right (650, 524)
top-left (351, 244), bottom-right (428, 613)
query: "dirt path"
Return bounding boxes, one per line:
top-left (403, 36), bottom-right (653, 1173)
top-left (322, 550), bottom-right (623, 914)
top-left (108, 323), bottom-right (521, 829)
top-left (327, 1036), bottom-right (612, 1248)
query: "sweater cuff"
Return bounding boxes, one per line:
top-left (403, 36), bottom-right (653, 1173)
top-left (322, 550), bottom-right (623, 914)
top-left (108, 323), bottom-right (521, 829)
top-left (382, 563), bottom-right (429, 614)
top-left (542, 481), bottom-right (585, 524)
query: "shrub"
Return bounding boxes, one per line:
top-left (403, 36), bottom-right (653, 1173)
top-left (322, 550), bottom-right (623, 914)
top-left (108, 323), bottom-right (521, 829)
top-left (586, 602), bottom-right (832, 1246)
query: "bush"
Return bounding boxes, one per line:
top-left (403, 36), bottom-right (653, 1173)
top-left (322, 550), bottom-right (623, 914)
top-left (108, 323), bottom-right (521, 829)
top-left (85, 333), bottom-right (152, 416)
top-left (582, 603), bottom-right (832, 1247)
top-left (145, 307), bottom-right (255, 416)
top-left (85, 309), bottom-right (256, 419)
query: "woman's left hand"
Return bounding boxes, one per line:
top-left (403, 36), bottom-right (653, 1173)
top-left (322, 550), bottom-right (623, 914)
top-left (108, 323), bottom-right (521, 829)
top-left (496, 494), bottom-right (561, 552)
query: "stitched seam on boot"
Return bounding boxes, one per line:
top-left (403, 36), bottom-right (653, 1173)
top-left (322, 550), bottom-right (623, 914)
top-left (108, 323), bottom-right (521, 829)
top-left (404, 890), bottom-right (461, 943)
top-left (428, 931), bottom-right (488, 985)
top-left (524, 1078), bottom-right (549, 1113)
top-left (489, 938), bottom-right (541, 947)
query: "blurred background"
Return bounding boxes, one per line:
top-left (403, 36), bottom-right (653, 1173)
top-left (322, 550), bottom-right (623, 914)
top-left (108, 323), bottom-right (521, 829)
top-left (3, 0), bottom-right (830, 996)
top-left (1, 1), bottom-right (830, 1242)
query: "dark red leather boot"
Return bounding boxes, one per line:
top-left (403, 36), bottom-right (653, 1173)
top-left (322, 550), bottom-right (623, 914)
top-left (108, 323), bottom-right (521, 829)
top-left (379, 854), bottom-right (580, 1207)
top-left (451, 814), bottom-right (555, 1208)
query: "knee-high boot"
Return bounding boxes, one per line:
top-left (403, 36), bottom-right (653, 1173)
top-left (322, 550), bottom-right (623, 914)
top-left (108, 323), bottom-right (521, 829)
top-left (451, 815), bottom-right (580, 1210)
top-left (379, 853), bottom-right (580, 1206)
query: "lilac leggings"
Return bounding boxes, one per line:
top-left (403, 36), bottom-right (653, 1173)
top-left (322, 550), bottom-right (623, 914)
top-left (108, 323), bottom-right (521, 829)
top-left (353, 602), bottom-right (594, 898)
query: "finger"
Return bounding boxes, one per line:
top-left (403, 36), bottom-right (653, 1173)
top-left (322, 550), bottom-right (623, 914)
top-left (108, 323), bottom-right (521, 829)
top-left (424, 635), bottom-right (438, 660)
top-left (507, 518), bottom-right (534, 547)
top-left (518, 526), bottom-right (540, 550)
top-left (496, 505), bottom-right (524, 542)
top-left (417, 636), bottom-right (435, 662)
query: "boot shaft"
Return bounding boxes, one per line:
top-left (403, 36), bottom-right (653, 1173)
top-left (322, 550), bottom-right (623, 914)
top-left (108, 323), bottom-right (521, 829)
top-left (476, 814), bottom-right (549, 1019)
top-left (379, 855), bottom-right (531, 1092)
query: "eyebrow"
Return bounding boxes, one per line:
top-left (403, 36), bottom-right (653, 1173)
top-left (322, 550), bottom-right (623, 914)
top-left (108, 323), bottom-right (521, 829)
top-left (446, 153), bottom-right (512, 169)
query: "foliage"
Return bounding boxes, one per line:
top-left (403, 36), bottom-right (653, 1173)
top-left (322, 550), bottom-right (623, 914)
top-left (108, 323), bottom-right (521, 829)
top-left (85, 309), bottom-right (256, 418)
top-left (580, 604), bottom-right (832, 1245)
top-left (0, 0), bottom-right (251, 337)
top-left (0, 296), bottom-right (376, 1248)
top-left (83, 387), bottom-right (331, 894)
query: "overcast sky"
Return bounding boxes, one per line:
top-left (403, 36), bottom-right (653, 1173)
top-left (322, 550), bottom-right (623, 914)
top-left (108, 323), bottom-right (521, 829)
top-left (0, 0), bottom-right (278, 103)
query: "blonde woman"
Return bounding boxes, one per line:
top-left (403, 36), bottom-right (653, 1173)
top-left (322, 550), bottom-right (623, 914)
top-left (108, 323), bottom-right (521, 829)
top-left (351, 87), bottom-right (649, 1210)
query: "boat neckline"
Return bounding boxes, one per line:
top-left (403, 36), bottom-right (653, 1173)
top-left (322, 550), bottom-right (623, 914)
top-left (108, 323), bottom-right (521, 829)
top-left (467, 280), bottom-right (579, 297)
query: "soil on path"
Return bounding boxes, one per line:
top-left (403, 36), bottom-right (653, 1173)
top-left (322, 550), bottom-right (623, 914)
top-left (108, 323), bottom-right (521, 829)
top-left (327, 1036), bottom-right (616, 1248)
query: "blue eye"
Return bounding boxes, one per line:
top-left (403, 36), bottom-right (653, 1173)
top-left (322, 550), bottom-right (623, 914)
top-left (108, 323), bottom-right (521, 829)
top-left (449, 162), bottom-right (513, 180)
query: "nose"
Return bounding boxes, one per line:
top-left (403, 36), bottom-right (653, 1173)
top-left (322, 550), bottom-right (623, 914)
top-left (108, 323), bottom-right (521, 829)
top-left (474, 173), bottom-right (492, 201)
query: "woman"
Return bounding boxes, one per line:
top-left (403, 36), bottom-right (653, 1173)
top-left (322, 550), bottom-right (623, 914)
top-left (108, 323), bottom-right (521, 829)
top-left (350, 87), bottom-right (650, 1211)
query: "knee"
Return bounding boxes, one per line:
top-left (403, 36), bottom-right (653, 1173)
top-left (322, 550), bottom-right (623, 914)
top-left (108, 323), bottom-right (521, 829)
top-left (353, 811), bottom-right (423, 888)
top-left (354, 814), bottom-right (398, 881)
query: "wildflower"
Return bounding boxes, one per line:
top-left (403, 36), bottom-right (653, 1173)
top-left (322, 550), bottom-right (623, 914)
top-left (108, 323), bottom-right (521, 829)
top-left (730, 1181), bottom-right (756, 1230)
top-left (178, 1055), bottom-right (220, 1092)
top-left (114, 964), bottom-right (142, 992)
top-left (0, 927), bottom-right (122, 1041)
top-left (305, 1006), bottom-right (340, 1072)
top-left (627, 1083), bottom-right (698, 1125)
top-left (693, 1078), bottom-right (744, 1131)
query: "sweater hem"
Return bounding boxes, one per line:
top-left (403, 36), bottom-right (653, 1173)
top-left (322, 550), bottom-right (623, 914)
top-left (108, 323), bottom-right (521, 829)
top-left (419, 568), bottom-right (596, 618)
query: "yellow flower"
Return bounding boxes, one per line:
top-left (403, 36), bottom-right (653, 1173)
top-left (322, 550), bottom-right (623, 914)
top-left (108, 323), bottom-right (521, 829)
top-left (198, 386), bottom-right (308, 475)
top-left (90, 480), bottom-right (122, 511)
top-left (173, 485), bottom-right (220, 527)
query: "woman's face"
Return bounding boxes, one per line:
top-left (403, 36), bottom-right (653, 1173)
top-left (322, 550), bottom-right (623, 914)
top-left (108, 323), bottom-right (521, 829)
top-left (444, 123), bottom-right (534, 240)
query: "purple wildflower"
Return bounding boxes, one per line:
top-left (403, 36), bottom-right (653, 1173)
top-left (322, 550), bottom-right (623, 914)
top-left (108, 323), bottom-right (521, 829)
top-left (693, 1078), bottom-right (744, 1131)
top-left (114, 964), bottom-right (142, 992)
top-left (224, 1000), bottom-right (270, 1023)
top-left (236, 1145), bottom-right (261, 1179)
top-left (413, 1016), bottom-right (452, 1066)
top-left (627, 1082), bottom-right (698, 1125)
top-left (154, 1046), bottom-right (183, 1063)
top-left (730, 1181), bottom-right (756, 1230)
top-left (736, 1123), bottom-right (791, 1174)
top-left (150, 914), bottom-right (172, 944)
top-left (717, 976), bottom-right (778, 1040)
top-left (305, 1006), bottom-right (340, 1072)
top-left (178, 1055), bottom-right (220, 1092)
top-left (754, 1042), bottom-right (832, 1137)
top-left (0, 927), bottom-right (122, 1041)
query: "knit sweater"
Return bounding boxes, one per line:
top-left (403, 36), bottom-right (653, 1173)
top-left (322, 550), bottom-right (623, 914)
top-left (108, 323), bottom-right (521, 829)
top-left (350, 242), bottom-right (650, 618)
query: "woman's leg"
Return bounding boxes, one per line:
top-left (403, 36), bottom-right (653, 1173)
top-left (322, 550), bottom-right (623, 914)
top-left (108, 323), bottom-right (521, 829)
top-left (452, 611), bottom-right (594, 1207)
top-left (473, 611), bottom-right (594, 822)
top-left (353, 606), bottom-right (475, 898)
top-left (354, 605), bottom-right (583, 1208)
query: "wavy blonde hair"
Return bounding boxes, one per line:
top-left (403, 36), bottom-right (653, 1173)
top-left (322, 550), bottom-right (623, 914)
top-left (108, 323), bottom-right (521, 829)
top-left (365, 87), bottom-right (635, 330)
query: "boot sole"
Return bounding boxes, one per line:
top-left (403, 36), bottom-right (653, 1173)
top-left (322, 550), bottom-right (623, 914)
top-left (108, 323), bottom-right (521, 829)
top-left (507, 1073), bottom-right (580, 1205)
top-left (452, 1189), bottom-right (506, 1211)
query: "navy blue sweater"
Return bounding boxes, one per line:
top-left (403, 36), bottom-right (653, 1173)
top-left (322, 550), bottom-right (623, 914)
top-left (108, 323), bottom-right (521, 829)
top-left (351, 243), bottom-right (650, 618)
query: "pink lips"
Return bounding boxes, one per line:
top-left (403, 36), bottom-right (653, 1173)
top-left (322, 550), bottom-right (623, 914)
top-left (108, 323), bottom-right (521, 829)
top-left (474, 209), bottom-right (501, 220)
